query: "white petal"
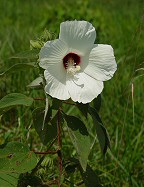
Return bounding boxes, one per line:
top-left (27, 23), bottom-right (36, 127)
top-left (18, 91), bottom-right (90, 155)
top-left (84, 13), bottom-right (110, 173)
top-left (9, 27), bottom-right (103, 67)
top-left (39, 39), bottom-right (68, 82)
top-left (66, 72), bottom-right (103, 104)
top-left (44, 70), bottom-right (70, 100)
top-left (84, 44), bottom-right (117, 81)
top-left (59, 20), bottom-right (96, 55)
top-left (39, 39), bottom-right (68, 68)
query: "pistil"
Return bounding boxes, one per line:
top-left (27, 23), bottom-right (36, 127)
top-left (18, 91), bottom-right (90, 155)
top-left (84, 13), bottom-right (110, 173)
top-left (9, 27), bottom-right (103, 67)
top-left (63, 53), bottom-right (81, 75)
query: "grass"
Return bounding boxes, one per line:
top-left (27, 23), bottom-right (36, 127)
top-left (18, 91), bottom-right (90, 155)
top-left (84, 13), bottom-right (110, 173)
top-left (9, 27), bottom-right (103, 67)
top-left (0, 0), bottom-right (144, 186)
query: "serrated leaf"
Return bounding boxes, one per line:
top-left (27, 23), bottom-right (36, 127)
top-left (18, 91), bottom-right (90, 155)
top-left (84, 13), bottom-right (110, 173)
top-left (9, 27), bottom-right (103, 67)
top-left (11, 49), bottom-right (39, 59)
top-left (0, 173), bottom-right (19, 187)
top-left (0, 142), bottom-right (37, 173)
top-left (0, 63), bottom-right (36, 76)
top-left (0, 93), bottom-right (33, 114)
top-left (32, 107), bottom-right (57, 145)
top-left (88, 106), bottom-right (110, 154)
top-left (64, 115), bottom-right (91, 171)
top-left (27, 77), bottom-right (43, 89)
top-left (79, 164), bottom-right (102, 187)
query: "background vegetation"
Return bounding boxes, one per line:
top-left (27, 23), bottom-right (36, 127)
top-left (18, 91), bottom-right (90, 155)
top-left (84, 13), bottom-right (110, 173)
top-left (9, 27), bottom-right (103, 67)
top-left (0, 0), bottom-right (144, 186)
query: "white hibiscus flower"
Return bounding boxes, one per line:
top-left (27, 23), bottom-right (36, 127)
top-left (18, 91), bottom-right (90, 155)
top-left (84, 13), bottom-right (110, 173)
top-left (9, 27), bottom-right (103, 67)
top-left (39, 20), bottom-right (117, 104)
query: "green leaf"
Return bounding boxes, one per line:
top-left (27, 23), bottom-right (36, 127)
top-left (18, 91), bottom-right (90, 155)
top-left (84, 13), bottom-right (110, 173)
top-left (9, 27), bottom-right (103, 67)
top-left (30, 40), bottom-right (43, 50)
top-left (79, 164), bottom-right (102, 187)
top-left (11, 49), bottom-right (39, 59)
top-left (92, 94), bottom-right (101, 112)
top-left (64, 115), bottom-right (91, 171)
top-left (77, 103), bottom-right (89, 118)
top-left (68, 158), bottom-right (102, 187)
top-left (52, 98), bottom-right (62, 110)
top-left (0, 173), bottom-right (19, 187)
top-left (32, 107), bottom-right (57, 145)
top-left (17, 174), bottom-right (42, 187)
top-left (0, 142), bottom-right (37, 173)
top-left (65, 163), bottom-right (77, 174)
top-left (88, 106), bottom-right (110, 154)
top-left (40, 29), bottom-right (56, 42)
top-left (0, 93), bottom-right (33, 114)
top-left (0, 63), bottom-right (36, 76)
top-left (51, 110), bottom-right (64, 127)
top-left (27, 77), bottom-right (43, 89)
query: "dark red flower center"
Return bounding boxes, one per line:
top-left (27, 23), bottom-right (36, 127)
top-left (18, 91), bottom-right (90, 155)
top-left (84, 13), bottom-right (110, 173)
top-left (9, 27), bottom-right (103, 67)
top-left (63, 53), bottom-right (81, 69)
